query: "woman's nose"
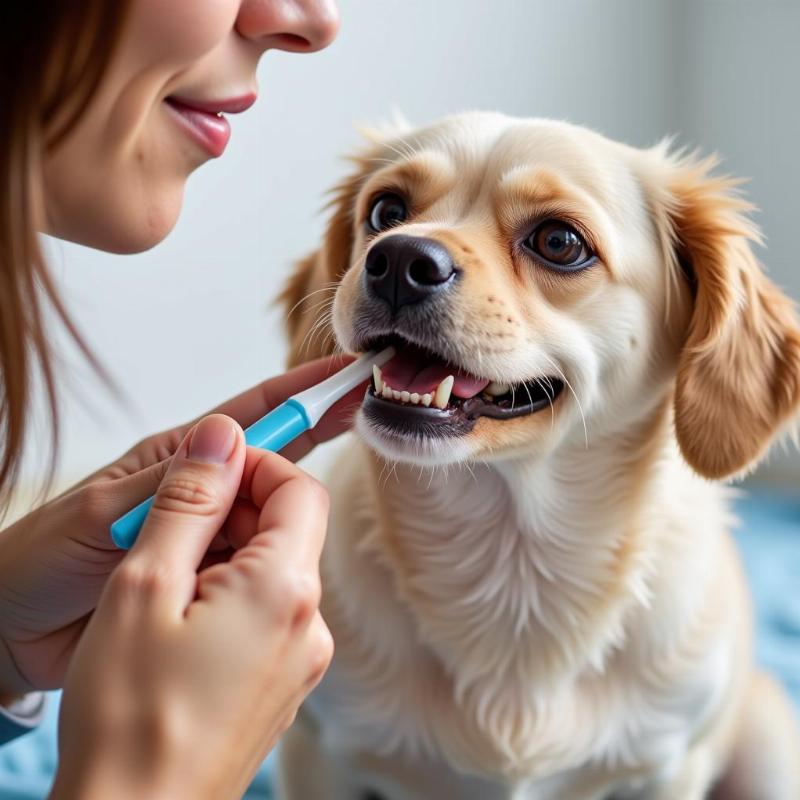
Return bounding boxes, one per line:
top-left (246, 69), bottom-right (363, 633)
top-left (236, 0), bottom-right (340, 53)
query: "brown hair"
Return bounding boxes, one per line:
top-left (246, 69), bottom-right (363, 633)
top-left (0, 2), bottom-right (129, 506)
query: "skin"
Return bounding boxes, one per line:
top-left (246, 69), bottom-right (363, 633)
top-left (45, 0), bottom-right (339, 253)
top-left (0, 1), bottom-right (352, 797)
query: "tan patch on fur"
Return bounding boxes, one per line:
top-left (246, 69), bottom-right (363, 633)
top-left (530, 255), bottom-right (611, 308)
top-left (356, 150), bottom-right (458, 220)
top-left (495, 166), bottom-right (582, 210)
top-left (494, 166), bottom-right (610, 268)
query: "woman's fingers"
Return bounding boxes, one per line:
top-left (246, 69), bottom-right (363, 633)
top-left (220, 447), bottom-right (330, 557)
top-left (301, 611), bottom-right (335, 690)
top-left (196, 450), bottom-right (329, 636)
top-left (278, 383), bottom-right (365, 462)
top-left (244, 448), bottom-right (330, 570)
top-left (209, 354), bottom-right (354, 428)
top-left (85, 354), bottom-right (362, 495)
top-left (47, 456), bottom-right (172, 551)
top-left (219, 497), bottom-right (260, 551)
top-left (208, 353), bottom-right (366, 463)
top-left (125, 415), bottom-right (246, 614)
top-left (52, 355), bottom-right (357, 598)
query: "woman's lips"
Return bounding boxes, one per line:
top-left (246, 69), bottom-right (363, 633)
top-left (164, 94), bottom-right (256, 158)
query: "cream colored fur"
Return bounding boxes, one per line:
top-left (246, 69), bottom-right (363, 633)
top-left (277, 113), bottom-right (800, 799)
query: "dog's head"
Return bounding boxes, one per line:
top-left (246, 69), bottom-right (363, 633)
top-left (282, 112), bottom-right (800, 476)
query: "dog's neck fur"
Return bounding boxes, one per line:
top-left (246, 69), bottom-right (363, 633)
top-left (321, 399), bottom-right (729, 775)
top-left (366, 404), bottom-right (670, 686)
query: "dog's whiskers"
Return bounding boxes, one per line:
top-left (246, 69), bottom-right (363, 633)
top-left (540, 353), bottom-right (588, 448)
top-left (286, 283), bottom-right (338, 321)
top-left (299, 309), bottom-right (331, 354)
top-left (298, 302), bottom-right (335, 358)
top-left (308, 311), bottom-right (335, 354)
top-left (534, 378), bottom-right (556, 431)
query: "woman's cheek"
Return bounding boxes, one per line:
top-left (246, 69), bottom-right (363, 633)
top-left (43, 0), bottom-right (245, 253)
top-left (129, 0), bottom-right (241, 63)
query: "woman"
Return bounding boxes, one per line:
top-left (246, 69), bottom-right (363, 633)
top-left (0, 1), bottom-right (350, 797)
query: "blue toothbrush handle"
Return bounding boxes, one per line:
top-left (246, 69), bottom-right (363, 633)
top-left (242, 399), bottom-right (309, 450)
top-left (110, 400), bottom-right (310, 549)
top-left (110, 496), bottom-right (155, 549)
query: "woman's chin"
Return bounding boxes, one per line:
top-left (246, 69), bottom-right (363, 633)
top-left (108, 211), bottom-right (181, 255)
top-left (50, 187), bottom-right (185, 255)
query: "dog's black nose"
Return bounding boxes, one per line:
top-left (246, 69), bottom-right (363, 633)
top-left (364, 234), bottom-right (456, 311)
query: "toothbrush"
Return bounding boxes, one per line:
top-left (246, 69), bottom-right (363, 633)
top-left (110, 347), bottom-right (395, 549)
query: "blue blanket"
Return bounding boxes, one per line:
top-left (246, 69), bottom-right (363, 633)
top-left (2, 490), bottom-right (797, 799)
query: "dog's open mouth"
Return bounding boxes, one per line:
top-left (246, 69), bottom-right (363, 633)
top-left (361, 337), bottom-right (564, 437)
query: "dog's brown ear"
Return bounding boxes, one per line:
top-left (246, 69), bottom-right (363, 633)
top-left (279, 158), bottom-right (375, 368)
top-left (656, 153), bottom-right (800, 478)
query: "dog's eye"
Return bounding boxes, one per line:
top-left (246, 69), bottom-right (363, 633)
top-left (367, 193), bottom-right (408, 233)
top-left (522, 220), bottom-right (594, 270)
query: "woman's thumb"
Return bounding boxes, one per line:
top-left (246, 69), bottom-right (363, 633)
top-left (126, 414), bottom-right (245, 608)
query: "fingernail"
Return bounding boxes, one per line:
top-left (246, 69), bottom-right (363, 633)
top-left (187, 416), bottom-right (237, 464)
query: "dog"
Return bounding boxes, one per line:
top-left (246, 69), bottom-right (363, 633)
top-left (276, 112), bottom-right (800, 800)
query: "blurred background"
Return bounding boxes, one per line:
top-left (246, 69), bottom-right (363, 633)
top-left (3, 2), bottom-right (798, 797)
top-left (31, 0), bottom-right (800, 490)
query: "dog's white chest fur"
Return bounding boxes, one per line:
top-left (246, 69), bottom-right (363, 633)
top-left (301, 438), bottom-right (737, 798)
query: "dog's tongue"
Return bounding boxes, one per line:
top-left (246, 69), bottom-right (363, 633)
top-left (380, 346), bottom-right (490, 398)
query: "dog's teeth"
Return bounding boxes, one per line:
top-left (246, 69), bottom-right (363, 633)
top-left (410, 392), bottom-right (420, 404)
top-left (372, 365), bottom-right (383, 394)
top-left (421, 393), bottom-right (432, 407)
top-left (382, 384), bottom-right (393, 399)
top-left (392, 390), bottom-right (402, 401)
top-left (400, 391), bottom-right (410, 403)
top-left (486, 381), bottom-right (511, 396)
top-left (433, 375), bottom-right (454, 409)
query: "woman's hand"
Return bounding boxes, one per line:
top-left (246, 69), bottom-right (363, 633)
top-left (0, 354), bottom-right (359, 696)
top-left (49, 415), bottom-right (333, 800)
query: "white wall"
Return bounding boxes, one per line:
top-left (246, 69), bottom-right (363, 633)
top-left (30, 0), bottom-right (799, 489)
